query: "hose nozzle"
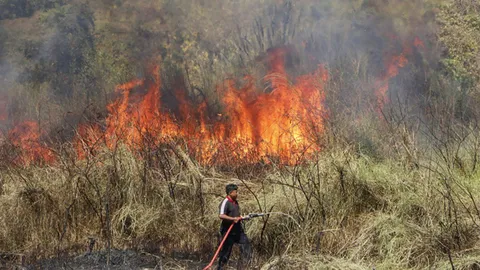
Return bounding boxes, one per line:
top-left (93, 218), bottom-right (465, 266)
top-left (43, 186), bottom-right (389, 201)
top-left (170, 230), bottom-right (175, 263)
top-left (242, 213), bottom-right (269, 220)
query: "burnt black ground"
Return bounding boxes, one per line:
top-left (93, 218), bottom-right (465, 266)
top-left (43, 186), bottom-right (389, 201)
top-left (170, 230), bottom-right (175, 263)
top-left (1, 249), bottom-right (248, 270)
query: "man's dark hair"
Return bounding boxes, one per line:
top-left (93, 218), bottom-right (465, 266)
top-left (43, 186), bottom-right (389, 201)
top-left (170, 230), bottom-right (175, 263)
top-left (225, 184), bottom-right (238, 195)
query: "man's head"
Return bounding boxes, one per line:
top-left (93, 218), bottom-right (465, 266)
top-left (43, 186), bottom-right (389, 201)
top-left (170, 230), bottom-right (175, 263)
top-left (225, 184), bottom-right (238, 200)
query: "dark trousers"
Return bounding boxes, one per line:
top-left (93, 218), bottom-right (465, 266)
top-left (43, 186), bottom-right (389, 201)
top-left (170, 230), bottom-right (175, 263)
top-left (217, 230), bottom-right (252, 270)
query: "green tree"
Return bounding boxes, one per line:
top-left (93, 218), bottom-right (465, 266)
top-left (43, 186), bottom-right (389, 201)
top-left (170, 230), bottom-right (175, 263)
top-left (438, 0), bottom-right (480, 86)
top-left (21, 3), bottom-right (96, 99)
top-left (436, 0), bottom-right (480, 119)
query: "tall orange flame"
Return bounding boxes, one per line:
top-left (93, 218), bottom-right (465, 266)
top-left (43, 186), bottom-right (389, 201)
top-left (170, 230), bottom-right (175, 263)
top-left (98, 48), bottom-right (328, 165)
top-left (374, 37), bottom-right (423, 113)
top-left (375, 49), bottom-right (409, 111)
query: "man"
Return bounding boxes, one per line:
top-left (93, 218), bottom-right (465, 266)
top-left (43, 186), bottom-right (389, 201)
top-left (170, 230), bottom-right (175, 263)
top-left (217, 184), bottom-right (252, 270)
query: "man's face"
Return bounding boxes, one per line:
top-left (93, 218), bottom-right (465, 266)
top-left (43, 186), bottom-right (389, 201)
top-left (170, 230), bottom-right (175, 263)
top-left (229, 189), bottom-right (238, 200)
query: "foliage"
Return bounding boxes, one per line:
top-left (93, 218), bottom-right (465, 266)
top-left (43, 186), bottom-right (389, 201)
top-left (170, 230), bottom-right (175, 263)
top-left (438, 0), bottom-right (480, 86)
top-left (0, 0), bottom-right (65, 20)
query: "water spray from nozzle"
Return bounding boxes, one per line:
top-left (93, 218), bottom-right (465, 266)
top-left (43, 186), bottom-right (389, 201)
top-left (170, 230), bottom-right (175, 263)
top-left (242, 212), bottom-right (301, 228)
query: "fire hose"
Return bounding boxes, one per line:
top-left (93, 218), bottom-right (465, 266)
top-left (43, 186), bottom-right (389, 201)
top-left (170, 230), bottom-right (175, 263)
top-left (203, 213), bottom-right (269, 270)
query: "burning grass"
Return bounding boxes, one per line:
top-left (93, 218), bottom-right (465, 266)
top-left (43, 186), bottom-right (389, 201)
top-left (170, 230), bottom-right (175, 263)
top-left (99, 47), bottom-right (329, 166)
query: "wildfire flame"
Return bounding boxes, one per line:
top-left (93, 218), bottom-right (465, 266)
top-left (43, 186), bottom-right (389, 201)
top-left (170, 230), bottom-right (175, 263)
top-left (414, 36), bottom-right (425, 50)
top-left (375, 52), bottom-right (408, 110)
top-left (74, 123), bottom-right (103, 159)
top-left (8, 121), bottom-right (55, 166)
top-left (98, 47), bottom-right (328, 165)
top-left (374, 37), bottom-right (422, 112)
top-left (5, 38), bottom-right (423, 167)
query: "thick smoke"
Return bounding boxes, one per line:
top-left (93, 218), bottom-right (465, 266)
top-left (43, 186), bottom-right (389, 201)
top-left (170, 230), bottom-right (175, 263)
top-left (0, 0), bottom-right (453, 162)
top-left (0, 26), bottom-right (15, 127)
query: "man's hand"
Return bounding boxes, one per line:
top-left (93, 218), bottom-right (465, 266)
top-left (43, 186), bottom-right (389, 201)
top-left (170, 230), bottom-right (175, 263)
top-left (219, 214), bottom-right (242, 223)
top-left (241, 215), bottom-right (251, 221)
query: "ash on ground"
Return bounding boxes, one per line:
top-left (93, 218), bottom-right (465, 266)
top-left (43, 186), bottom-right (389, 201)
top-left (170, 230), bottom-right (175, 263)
top-left (2, 249), bottom-right (213, 270)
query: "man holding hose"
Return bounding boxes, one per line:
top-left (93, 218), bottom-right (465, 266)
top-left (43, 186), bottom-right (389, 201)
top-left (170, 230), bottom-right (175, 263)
top-left (217, 184), bottom-right (252, 270)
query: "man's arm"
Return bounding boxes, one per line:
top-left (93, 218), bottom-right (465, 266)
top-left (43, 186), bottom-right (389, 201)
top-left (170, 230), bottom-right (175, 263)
top-left (219, 199), bottom-right (241, 223)
top-left (219, 214), bottom-right (241, 223)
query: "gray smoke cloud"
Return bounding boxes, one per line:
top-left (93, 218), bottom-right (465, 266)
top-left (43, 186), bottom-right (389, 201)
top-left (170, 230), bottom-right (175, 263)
top-left (0, 25), bottom-right (16, 128)
top-left (0, 0), bottom-right (441, 142)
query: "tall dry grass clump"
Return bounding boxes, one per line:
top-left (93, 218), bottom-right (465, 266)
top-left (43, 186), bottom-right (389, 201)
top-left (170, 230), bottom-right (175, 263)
top-left (0, 143), bottom-right (223, 264)
top-left (0, 132), bottom-right (479, 269)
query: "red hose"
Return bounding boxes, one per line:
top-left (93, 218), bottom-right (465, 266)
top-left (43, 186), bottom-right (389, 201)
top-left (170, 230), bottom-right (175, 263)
top-left (203, 219), bottom-right (239, 270)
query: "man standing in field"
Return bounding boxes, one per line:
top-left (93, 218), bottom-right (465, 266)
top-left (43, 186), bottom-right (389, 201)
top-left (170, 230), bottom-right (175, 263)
top-left (217, 184), bottom-right (252, 270)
